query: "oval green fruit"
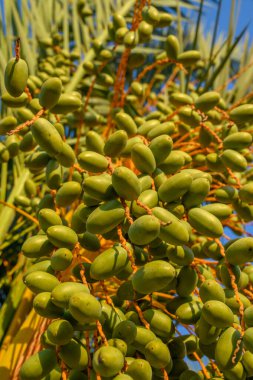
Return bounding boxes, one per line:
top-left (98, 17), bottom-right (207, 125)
top-left (165, 35), bottom-right (179, 59)
top-left (42, 367), bottom-right (62, 380)
top-left (115, 112), bottom-right (137, 136)
top-left (126, 358), bottom-right (152, 380)
top-left (86, 130), bottom-right (105, 154)
top-left (121, 136), bottom-right (143, 157)
top-left (86, 199), bottom-right (125, 234)
top-left (225, 288), bottom-right (250, 312)
top-left (132, 260), bottom-right (176, 294)
top-left (5, 57), bottom-right (28, 97)
top-left (22, 235), bottom-right (54, 258)
top-left (50, 94), bottom-right (82, 114)
top-left (69, 292), bottom-right (101, 324)
top-left (244, 306), bottom-right (253, 327)
top-left (242, 351), bottom-right (253, 377)
top-left (239, 182), bottom-right (253, 203)
top-left (131, 189), bottom-right (158, 217)
top-left (158, 150), bottom-right (185, 174)
top-left (221, 149), bottom-right (247, 172)
top-left (124, 30), bottom-right (139, 48)
top-left (56, 181), bottom-right (82, 207)
top-left (39, 78), bottom-right (62, 109)
top-left (132, 326), bottom-right (157, 352)
top-left (223, 132), bottom-right (252, 150)
top-left (243, 327), bottom-right (253, 353)
top-left (131, 143), bottom-right (156, 174)
top-left (31, 118), bottom-right (63, 157)
top-left (177, 50), bottom-right (201, 66)
top-left (170, 92), bottom-right (193, 107)
top-left (38, 208), bottom-right (62, 231)
top-left (51, 282), bottom-right (90, 308)
top-left (167, 245), bottom-right (194, 266)
top-left (149, 134), bottom-right (173, 165)
top-left (128, 215), bottom-right (160, 245)
top-left (78, 151), bottom-right (108, 173)
top-left (202, 300), bottom-right (234, 328)
top-left (108, 338), bottom-right (127, 356)
top-left (194, 91), bottom-right (220, 112)
top-left (176, 301), bottom-right (202, 325)
top-left (183, 178), bottom-right (210, 209)
top-left (56, 143), bottom-right (75, 168)
top-left (138, 119), bottom-right (160, 136)
top-left (0, 116), bottom-right (17, 134)
top-left (225, 237), bottom-right (253, 265)
top-left (24, 178), bottom-right (37, 198)
top-left (59, 339), bottom-right (88, 370)
top-left (90, 245), bottom-right (129, 280)
top-left (78, 231), bottom-right (100, 251)
top-left (176, 266), bottom-right (198, 297)
top-left (188, 208), bottom-right (223, 238)
top-left (168, 337), bottom-right (186, 359)
top-left (46, 159), bottom-right (62, 190)
top-left (14, 194), bottom-right (30, 207)
top-left (37, 194), bottom-right (55, 213)
top-left (142, 5), bottom-right (160, 25)
top-left (104, 130), bottom-right (128, 157)
top-left (144, 339), bottom-right (171, 369)
top-left (197, 315), bottom-right (221, 344)
top-left (20, 349), bottom-right (57, 380)
top-left (158, 172), bottom-right (193, 203)
top-left (112, 320), bottom-right (137, 344)
top-left (93, 346), bottom-right (124, 377)
top-left (215, 185), bottom-right (238, 204)
top-left (53, 122), bottom-right (65, 139)
top-left (33, 292), bottom-right (64, 318)
top-left (2, 92), bottom-right (28, 107)
top-left (24, 260), bottom-right (54, 279)
top-left (219, 262), bottom-right (241, 289)
top-left (47, 225), bottom-right (78, 249)
top-left (51, 248), bottom-right (73, 271)
top-left (201, 203), bottom-right (232, 220)
top-left (230, 104), bottom-right (253, 124)
top-left (232, 198), bottom-right (253, 222)
top-left (24, 271), bottom-right (60, 294)
top-left (113, 375), bottom-right (134, 380)
top-left (46, 319), bottom-right (73, 345)
top-left (215, 327), bottom-right (243, 370)
top-left (83, 173), bottom-right (115, 201)
top-left (143, 309), bottom-right (174, 339)
top-left (223, 362), bottom-right (246, 380)
top-left (112, 166), bottom-right (141, 200)
top-left (199, 279), bottom-right (225, 303)
top-left (152, 207), bottom-right (189, 245)
top-left (101, 301), bottom-right (126, 331)
top-left (0, 142), bottom-right (10, 162)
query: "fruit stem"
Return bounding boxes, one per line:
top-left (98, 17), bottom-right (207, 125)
top-left (15, 37), bottom-right (21, 61)
top-left (116, 224), bottom-right (137, 272)
top-left (7, 108), bottom-right (46, 135)
top-left (161, 368), bottom-right (169, 380)
top-left (133, 301), bottom-right (150, 329)
top-left (0, 200), bottom-right (39, 226)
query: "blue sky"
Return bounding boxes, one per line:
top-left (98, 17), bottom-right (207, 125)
top-left (201, 0), bottom-right (253, 43)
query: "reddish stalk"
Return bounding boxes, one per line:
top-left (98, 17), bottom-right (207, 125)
top-left (15, 37), bottom-right (21, 61)
top-left (7, 108), bottom-right (46, 135)
top-left (133, 301), bottom-right (150, 329)
top-left (117, 225), bottom-right (136, 272)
